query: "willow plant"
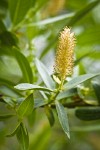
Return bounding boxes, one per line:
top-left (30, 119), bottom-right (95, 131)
top-left (12, 27), bottom-right (100, 149)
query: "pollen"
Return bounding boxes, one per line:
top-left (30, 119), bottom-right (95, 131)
top-left (54, 27), bottom-right (76, 81)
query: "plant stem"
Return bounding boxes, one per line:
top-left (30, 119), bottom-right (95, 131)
top-left (49, 79), bottom-right (64, 104)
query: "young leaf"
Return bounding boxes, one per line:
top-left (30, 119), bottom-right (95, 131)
top-left (35, 58), bottom-right (55, 89)
top-left (44, 105), bottom-right (55, 127)
top-left (16, 123), bottom-right (29, 150)
top-left (14, 83), bottom-right (53, 92)
top-left (55, 101), bottom-right (70, 139)
top-left (64, 73), bottom-right (100, 91)
top-left (0, 114), bottom-right (14, 121)
top-left (17, 94), bottom-right (34, 119)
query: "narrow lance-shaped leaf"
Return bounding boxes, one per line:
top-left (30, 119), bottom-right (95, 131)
top-left (56, 101), bottom-right (70, 139)
top-left (16, 123), bottom-right (29, 150)
top-left (64, 73), bottom-right (100, 91)
top-left (14, 83), bottom-right (53, 92)
top-left (35, 58), bottom-right (55, 89)
top-left (17, 94), bottom-right (34, 119)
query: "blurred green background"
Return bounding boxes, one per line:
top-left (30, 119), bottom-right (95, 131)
top-left (0, 0), bottom-right (100, 149)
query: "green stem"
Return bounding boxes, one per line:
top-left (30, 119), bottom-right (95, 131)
top-left (49, 79), bottom-right (64, 104)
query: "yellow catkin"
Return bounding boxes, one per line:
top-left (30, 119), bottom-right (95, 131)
top-left (54, 27), bottom-right (76, 81)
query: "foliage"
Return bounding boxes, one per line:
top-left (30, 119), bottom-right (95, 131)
top-left (0, 0), bottom-right (100, 150)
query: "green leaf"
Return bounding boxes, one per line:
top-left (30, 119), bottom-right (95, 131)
top-left (0, 46), bottom-right (33, 83)
top-left (16, 123), bottom-right (29, 150)
top-left (13, 48), bottom-right (33, 83)
top-left (0, 77), bottom-right (22, 98)
top-left (3, 97), bottom-right (15, 107)
top-left (17, 94), bottom-right (34, 119)
top-left (34, 99), bottom-right (48, 108)
top-left (15, 83), bottom-right (53, 92)
top-left (55, 101), bottom-right (70, 139)
top-left (24, 13), bottom-right (74, 27)
top-left (56, 88), bottom-right (77, 101)
top-left (67, 0), bottom-right (100, 26)
top-left (75, 107), bottom-right (100, 121)
top-left (34, 98), bottom-right (47, 108)
top-left (64, 73), bottom-right (100, 91)
top-left (92, 82), bottom-right (100, 104)
top-left (35, 58), bottom-right (55, 89)
top-left (7, 123), bottom-right (20, 137)
top-left (9, 0), bottom-right (36, 26)
top-left (44, 105), bottom-right (55, 127)
top-left (0, 114), bottom-right (14, 121)
top-left (27, 109), bottom-right (36, 127)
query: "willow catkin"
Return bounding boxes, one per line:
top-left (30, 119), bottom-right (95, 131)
top-left (54, 27), bottom-right (76, 81)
